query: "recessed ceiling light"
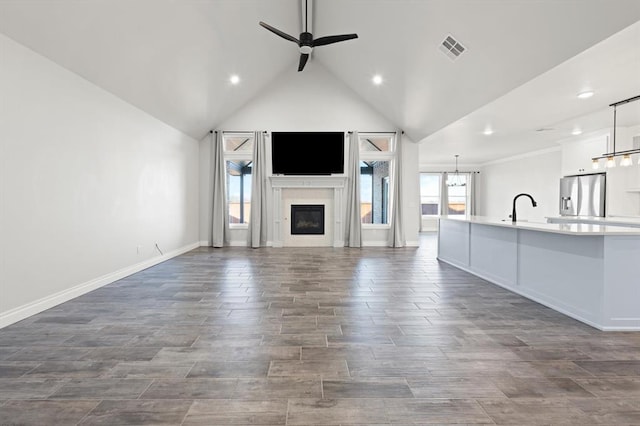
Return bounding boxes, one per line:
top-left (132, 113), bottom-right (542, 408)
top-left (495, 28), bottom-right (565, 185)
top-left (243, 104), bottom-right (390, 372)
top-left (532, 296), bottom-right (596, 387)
top-left (372, 74), bottom-right (383, 85)
top-left (483, 128), bottom-right (493, 136)
top-left (572, 128), bottom-right (583, 136)
top-left (230, 75), bottom-right (240, 85)
top-left (577, 90), bottom-right (594, 99)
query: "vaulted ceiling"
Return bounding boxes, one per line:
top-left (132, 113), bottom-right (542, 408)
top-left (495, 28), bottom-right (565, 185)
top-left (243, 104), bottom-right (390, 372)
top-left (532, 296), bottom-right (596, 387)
top-left (1, 0), bottom-right (639, 165)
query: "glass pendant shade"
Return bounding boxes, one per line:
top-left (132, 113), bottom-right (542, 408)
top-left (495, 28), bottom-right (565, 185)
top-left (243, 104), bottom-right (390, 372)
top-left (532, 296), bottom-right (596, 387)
top-left (592, 159), bottom-right (600, 170)
top-left (621, 154), bottom-right (632, 167)
top-left (606, 156), bottom-right (616, 168)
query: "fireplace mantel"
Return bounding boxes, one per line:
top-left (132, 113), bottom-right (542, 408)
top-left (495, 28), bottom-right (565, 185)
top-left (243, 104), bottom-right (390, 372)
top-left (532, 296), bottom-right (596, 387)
top-left (269, 175), bottom-right (347, 247)
top-left (270, 175), bottom-right (347, 189)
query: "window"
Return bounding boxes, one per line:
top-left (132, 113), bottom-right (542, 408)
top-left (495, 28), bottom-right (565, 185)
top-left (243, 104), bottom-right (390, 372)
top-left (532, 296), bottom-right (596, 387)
top-left (359, 137), bottom-right (391, 152)
top-left (420, 172), bottom-right (470, 216)
top-left (447, 174), bottom-right (467, 215)
top-left (226, 160), bottom-right (252, 224)
top-left (223, 134), bottom-right (254, 226)
top-left (359, 134), bottom-right (395, 225)
top-left (420, 173), bottom-right (440, 215)
top-left (360, 161), bottom-right (390, 224)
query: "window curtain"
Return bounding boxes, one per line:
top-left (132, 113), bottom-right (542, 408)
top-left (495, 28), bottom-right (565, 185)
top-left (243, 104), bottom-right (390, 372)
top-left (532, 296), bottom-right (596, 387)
top-left (344, 131), bottom-right (362, 247)
top-left (468, 172), bottom-right (477, 216)
top-left (388, 130), bottom-right (405, 247)
top-left (211, 131), bottom-right (229, 247)
top-left (248, 131), bottom-right (269, 248)
top-left (439, 172), bottom-right (449, 216)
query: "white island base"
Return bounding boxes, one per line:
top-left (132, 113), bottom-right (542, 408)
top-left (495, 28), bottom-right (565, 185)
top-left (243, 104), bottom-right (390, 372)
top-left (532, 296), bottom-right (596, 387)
top-left (437, 217), bottom-right (640, 331)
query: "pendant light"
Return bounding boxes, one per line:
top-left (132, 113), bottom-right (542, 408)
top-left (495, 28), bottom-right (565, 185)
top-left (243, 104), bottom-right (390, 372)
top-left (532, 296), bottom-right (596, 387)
top-left (591, 94), bottom-right (640, 167)
top-left (447, 155), bottom-right (466, 187)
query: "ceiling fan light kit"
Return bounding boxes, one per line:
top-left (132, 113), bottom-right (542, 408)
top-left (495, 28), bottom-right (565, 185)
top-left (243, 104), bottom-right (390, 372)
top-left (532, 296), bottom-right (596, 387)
top-left (259, 0), bottom-right (358, 72)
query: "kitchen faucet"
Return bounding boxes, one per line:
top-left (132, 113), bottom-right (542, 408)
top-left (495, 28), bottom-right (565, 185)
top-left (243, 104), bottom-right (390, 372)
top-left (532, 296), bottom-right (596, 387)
top-left (512, 193), bottom-right (537, 222)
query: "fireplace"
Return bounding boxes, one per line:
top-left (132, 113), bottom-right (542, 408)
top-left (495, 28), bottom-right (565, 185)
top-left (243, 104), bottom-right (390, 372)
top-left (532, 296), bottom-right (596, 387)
top-left (291, 205), bottom-right (325, 235)
top-left (270, 176), bottom-right (345, 247)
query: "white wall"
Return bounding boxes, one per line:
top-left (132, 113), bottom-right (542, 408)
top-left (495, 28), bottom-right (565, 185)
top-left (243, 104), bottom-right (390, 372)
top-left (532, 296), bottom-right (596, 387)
top-left (479, 148), bottom-right (562, 221)
top-left (606, 125), bottom-right (640, 217)
top-left (199, 64), bottom-right (420, 246)
top-left (474, 126), bottom-right (640, 223)
top-left (0, 34), bottom-right (199, 326)
top-left (216, 64), bottom-right (398, 132)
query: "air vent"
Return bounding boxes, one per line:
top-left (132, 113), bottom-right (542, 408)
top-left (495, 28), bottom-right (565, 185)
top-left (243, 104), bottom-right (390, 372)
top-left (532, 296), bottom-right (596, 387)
top-left (536, 127), bottom-right (555, 132)
top-left (439, 34), bottom-right (466, 60)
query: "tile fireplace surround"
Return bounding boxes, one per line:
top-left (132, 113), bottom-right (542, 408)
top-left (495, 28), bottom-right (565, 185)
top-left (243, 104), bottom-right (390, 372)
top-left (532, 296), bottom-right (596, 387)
top-left (270, 176), bottom-right (347, 248)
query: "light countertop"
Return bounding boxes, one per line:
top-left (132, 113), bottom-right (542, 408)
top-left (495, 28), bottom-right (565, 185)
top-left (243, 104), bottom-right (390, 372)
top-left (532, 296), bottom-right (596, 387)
top-left (547, 216), bottom-right (640, 227)
top-left (439, 215), bottom-right (640, 236)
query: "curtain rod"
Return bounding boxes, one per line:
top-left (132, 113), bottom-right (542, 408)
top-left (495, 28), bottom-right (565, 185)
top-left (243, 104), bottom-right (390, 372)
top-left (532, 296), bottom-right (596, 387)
top-left (210, 130), bottom-right (268, 134)
top-left (212, 130), bottom-right (404, 135)
top-left (222, 131), bottom-right (268, 134)
top-left (422, 170), bottom-right (481, 174)
top-left (348, 131), bottom-right (404, 134)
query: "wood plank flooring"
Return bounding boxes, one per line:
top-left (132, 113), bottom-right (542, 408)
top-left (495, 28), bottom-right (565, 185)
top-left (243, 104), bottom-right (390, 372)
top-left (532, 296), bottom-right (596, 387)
top-left (2, 233), bottom-right (640, 424)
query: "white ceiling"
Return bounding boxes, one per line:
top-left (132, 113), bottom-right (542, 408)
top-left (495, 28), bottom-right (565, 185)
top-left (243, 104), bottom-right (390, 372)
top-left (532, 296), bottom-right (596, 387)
top-left (1, 0), bottom-right (639, 165)
top-left (422, 17), bottom-right (640, 167)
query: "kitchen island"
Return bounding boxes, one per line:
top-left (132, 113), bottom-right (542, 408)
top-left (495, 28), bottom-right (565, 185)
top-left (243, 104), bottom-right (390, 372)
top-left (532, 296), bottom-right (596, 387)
top-left (547, 215), bottom-right (640, 228)
top-left (437, 216), bottom-right (640, 330)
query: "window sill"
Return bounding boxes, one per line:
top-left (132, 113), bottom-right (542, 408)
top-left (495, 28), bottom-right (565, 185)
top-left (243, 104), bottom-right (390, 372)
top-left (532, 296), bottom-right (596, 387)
top-left (362, 224), bottom-right (391, 230)
top-left (229, 224), bottom-right (249, 230)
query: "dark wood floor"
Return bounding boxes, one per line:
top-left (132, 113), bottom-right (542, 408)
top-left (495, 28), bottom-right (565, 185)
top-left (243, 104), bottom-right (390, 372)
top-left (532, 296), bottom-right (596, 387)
top-left (2, 233), bottom-right (640, 425)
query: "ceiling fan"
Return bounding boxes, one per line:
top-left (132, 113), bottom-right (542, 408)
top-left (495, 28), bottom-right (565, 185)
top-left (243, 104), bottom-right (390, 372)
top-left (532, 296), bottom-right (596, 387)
top-left (259, 0), bottom-right (358, 72)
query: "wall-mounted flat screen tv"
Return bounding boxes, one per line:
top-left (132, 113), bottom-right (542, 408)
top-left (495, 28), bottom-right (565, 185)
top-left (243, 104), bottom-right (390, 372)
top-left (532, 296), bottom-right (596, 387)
top-left (271, 131), bottom-right (345, 175)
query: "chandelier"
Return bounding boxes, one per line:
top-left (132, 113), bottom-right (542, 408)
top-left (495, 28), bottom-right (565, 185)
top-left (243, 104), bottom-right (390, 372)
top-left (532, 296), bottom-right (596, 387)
top-left (447, 154), bottom-right (466, 187)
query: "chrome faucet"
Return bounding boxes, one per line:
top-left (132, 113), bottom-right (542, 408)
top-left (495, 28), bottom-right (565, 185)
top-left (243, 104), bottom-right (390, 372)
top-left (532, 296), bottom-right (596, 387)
top-left (512, 193), bottom-right (537, 222)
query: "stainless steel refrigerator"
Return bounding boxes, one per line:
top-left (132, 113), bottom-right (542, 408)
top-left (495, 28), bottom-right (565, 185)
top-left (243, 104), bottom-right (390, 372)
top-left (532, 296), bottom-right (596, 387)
top-left (559, 173), bottom-right (606, 216)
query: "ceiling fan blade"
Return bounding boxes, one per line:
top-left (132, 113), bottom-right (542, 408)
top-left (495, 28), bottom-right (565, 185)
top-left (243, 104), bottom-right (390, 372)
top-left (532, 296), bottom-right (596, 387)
top-left (313, 33), bottom-right (358, 47)
top-left (259, 21), bottom-right (299, 44)
top-left (298, 53), bottom-right (309, 72)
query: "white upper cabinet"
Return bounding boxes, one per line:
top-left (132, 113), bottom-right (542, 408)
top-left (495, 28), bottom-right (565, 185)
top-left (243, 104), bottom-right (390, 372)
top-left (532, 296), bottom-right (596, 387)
top-left (560, 132), bottom-right (609, 176)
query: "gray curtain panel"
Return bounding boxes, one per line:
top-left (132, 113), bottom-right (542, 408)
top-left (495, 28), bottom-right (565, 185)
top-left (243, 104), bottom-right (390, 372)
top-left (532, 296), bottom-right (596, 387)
top-left (211, 131), bottom-right (229, 247)
top-left (344, 131), bottom-right (362, 247)
top-left (439, 172), bottom-right (449, 216)
top-left (249, 131), bottom-right (269, 248)
top-left (388, 130), bottom-right (406, 247)
top-left (468, 172), bottom-right (477, 216)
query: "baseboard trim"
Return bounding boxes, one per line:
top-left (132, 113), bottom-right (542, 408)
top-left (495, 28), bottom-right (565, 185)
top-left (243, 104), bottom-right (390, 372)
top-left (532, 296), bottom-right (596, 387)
top-left (362, 241), bottom-right (389, 247)
top-left (0, 241), bottom-right (200, 329)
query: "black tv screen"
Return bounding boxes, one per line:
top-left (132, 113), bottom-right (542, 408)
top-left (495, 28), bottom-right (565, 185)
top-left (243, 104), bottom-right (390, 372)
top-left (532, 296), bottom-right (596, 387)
top-left (271, 132), bottom-right (345, 175)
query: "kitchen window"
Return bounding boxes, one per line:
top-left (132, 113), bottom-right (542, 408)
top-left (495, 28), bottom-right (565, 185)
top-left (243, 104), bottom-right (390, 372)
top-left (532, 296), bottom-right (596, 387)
top-left (420, 173), bottom-right (441, 216)
top-left (447, 174), bottom-right (468, 215)
top-left (420, 172), bottom-right (470, 216)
